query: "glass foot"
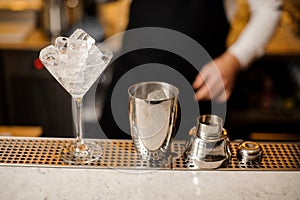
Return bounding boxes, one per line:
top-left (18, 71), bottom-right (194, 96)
top-left (61, 141), bottom-right (102, 164)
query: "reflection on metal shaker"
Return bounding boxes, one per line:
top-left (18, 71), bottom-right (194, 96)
top-left (128, 82), bottom-right (179, 167)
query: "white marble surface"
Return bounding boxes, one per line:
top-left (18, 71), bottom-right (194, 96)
top-left (0, 166), bottom-right (300, 200)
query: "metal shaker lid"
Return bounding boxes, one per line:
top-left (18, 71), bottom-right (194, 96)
top-left (237, 141), bottom-right (262, 163)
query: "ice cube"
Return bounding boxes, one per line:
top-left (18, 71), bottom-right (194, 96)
top-left (146, 89), bottom-right (167, 101)
top-left (86, 45), bottom-right (104, 67)
top-left (39, 45), bottom-right (60, 66)
top-left (55, 36), bottom-right (69, 54)
top-left (69, 29), bottom-right (95, 50)
top-left (39, 28), bottom-right (111, 87)
top-left (68, 39), bottom-right (89, 52)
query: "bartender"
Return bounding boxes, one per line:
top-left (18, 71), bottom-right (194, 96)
top-left (99, 0), bottom-right (282, 139)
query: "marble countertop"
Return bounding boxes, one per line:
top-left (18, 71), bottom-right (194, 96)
top-left (1, 166), bottom-right (300, 200)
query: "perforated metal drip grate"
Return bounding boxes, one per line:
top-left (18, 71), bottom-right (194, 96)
top-left (0, 137), bottom-right (299, 170)
top-left (173, 142), bottom-right (300, 170)
top-left (0, 138), bottom-right (149, 168)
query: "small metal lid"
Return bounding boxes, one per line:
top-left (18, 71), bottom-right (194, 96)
top-left (237, 141), bottom-right (262, 163)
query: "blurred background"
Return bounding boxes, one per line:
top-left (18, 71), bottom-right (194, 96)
top-left (0, 0), bottom-right (299, 141)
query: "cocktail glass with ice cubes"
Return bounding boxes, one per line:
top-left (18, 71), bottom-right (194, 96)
top-left (39, 29), bottom-right (112, 164)
top-left (128, 82), bottom-right (179, 167)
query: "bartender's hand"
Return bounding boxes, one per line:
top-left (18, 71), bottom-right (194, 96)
top-left (192, 51), bottom-right (241, 102)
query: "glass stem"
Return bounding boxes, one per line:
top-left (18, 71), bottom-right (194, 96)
top-left (73, 97), bottom-right (84, 149)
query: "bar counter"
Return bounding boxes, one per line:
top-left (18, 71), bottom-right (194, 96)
top-left (1, 166), bottom-right (300, 200)
top-left (0, 137), bottom-right (299, 199)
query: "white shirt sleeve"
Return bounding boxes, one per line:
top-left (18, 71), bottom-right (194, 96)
top-left (227, 0), bottom-right (283, 68)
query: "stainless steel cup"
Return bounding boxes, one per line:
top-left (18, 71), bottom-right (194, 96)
top-left (128, 82), bottom-right (179, 167)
